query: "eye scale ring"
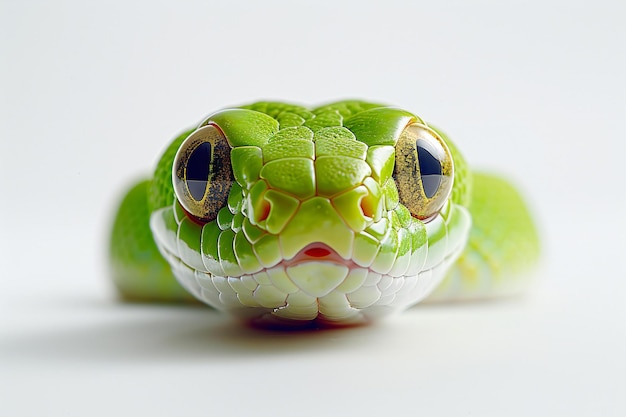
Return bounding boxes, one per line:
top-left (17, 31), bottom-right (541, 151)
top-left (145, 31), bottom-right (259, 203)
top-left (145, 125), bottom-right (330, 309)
top-left (172, 124), bottom-right (234, 222)
top-left (393, 123), bottom-right (454, 221)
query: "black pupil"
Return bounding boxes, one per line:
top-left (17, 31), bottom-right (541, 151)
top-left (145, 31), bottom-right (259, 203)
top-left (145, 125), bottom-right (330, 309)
top-left (416, 138), bottom-right (442, 198)
top-left (186, 142), bottom-right (212, 201)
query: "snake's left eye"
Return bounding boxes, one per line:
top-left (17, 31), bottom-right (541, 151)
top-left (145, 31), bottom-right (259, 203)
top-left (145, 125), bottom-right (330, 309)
top-left (172, 124), bottom-right (234, 222)
top-left (393, 123), bottom-right (454, 221)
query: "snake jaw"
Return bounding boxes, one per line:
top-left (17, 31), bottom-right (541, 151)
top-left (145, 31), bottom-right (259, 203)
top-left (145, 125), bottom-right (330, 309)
top-left (150, 199), bottom-right (471, 324)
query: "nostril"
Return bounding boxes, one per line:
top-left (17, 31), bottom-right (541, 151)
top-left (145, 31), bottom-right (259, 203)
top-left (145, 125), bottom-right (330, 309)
top-left (304, 247), bottom-right (331, 258)
top-left (360, 196), bottom-right (375, 219)
top-left (256, 200), bottom-right (270, 222)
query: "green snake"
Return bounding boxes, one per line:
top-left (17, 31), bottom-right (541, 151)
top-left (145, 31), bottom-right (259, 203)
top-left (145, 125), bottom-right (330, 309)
top-left (109, 100), bottom-right (539, 326)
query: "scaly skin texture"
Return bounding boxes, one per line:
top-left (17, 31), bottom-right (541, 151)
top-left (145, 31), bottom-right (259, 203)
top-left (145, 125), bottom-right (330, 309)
top-left (109, 100), bottom-right (540, 326)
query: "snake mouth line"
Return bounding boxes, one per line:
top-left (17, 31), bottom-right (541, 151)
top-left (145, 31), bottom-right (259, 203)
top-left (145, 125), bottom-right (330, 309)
top-left (158, 235), bottom-right (466, 282)
top-left (152, 202), bottom-right (472, 295)
top-left (158, 236), bottom-right (466, 319)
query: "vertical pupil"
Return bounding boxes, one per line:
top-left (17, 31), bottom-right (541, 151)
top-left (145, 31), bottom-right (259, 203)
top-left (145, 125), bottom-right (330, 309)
top-left (416, 138), bottom-right (442, 198)
top-left (186, 142), bottom-right (212, 201)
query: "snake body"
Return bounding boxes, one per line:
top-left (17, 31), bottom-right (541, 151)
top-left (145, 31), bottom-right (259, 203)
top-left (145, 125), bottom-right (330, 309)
top-left (109, 100), bottom-right (539, 326)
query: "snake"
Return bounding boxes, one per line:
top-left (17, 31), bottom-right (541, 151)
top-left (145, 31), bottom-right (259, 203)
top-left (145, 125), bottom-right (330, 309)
top-left (109, 100), bottom-right (540, 326)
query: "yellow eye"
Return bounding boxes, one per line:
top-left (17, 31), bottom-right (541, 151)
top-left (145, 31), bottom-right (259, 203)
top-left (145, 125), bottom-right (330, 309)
top-left (172, 124), bottom-right (234, 222)
top-left (393, 123), bottom-right (454, 221)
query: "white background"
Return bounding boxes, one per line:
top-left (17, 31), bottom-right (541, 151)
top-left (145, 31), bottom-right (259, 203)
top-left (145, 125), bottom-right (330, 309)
top-left (1, 0), bottom-right (625, 416)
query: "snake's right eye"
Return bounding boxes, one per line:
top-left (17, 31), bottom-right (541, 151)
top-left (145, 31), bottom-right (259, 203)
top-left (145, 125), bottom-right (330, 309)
top-left (393, 123), bottom-right (454, 221)
top-left (172, 124), bottom-right (234, 222)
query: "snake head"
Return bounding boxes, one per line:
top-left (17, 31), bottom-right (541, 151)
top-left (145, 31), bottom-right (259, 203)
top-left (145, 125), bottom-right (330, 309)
top-left (150, 101), bottom-right (471, 326)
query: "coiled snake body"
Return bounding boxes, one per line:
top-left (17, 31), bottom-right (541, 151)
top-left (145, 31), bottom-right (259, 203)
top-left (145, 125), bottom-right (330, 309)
top-left (109, 100), bottom-right (539, 326)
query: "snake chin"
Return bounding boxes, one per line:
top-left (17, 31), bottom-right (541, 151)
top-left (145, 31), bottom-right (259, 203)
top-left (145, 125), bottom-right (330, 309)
top-left (156, 237), bottom-right (466, 326)
top-left (150, 203), bottom-right (472, 326)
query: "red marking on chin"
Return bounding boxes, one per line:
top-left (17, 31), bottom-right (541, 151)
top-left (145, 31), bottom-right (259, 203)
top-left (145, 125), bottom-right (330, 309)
top-left (304, 247), bottom-right (332, 258)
